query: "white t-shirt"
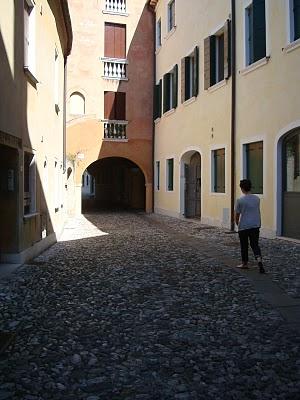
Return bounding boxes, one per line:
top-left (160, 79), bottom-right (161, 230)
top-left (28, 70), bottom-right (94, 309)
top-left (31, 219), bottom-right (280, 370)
top-left (235, 194), bottom-right (261, 231)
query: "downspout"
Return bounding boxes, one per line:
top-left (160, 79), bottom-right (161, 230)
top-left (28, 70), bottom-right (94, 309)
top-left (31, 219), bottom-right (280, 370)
top-left (230, 0), bottom-right (236, 231)
top-left (150, 5), bottom-right (156, 213)
top-left (63, 58), bottom-right (67, 173)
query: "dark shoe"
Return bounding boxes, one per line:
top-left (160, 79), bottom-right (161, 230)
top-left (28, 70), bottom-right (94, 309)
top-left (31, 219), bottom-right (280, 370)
top-left (258, 262), bottom-right (265, 274)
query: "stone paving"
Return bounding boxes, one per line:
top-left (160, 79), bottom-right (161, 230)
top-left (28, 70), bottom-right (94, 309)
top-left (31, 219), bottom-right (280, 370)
top-left (0, 212), bottom-right (300, 400)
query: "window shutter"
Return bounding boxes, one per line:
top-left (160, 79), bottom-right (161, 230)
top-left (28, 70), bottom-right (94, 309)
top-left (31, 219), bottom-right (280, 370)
top-left (154, 80), bottom-right (162, 119)
top-left (115, 92), bottom-right (126, 120)
top-left (172, 64), bottom-right (178, 108)
top-left (210, 36), bottom-right (216, 86)
top-left (171, 0), bottom-right (175, 29)
top-left (193, 46), bottom-right (199, 97)
top-left (158, 79), bottom-right (162, 118)
top-left (224, 19), bottom-right (231, 79)
top-left (163, 74), bottom-right (168, 113)
top-left (105, 23), bottom-right (115, 58)
top-left (247, 142), bottom-right (263, 194)
top-left (294, 0), bottom-right (300, 40)
top-left (184, 57), bottom-right (190, 100)
top-left (114, 24), bottom-right (126, 59)
top-left (181, 57), bottom-right (185, 103)
top-left (253, 0), bottom-right (266, 62)
top-left (168, 159), bottom-right (174, 191)
top-left (104, 91), bottom-right (116, 120)
top-left (204, 36), bottom-right (211, 89)
top-left (24, 5), bottom-right (30, 67)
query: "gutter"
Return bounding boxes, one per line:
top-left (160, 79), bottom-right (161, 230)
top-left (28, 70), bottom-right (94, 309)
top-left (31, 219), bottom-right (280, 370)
top-left (230, 0), bottom-right (236, 231)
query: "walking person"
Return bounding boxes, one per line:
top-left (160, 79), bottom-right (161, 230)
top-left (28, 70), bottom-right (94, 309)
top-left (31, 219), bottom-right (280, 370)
top-left (235, 179), bottom-right (266, 273)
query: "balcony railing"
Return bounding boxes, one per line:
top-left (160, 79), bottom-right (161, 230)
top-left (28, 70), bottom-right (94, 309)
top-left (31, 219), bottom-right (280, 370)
top-left (103, 120), bottom-right (128, 140)
top-left (102, 58), bottom-right (127, 80)
top-left (105, 0), bottom-right (126, 13)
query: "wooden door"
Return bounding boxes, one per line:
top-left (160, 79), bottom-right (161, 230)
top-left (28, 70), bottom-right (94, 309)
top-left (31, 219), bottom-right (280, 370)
top-left (185, 153), bottom-right (201, 218)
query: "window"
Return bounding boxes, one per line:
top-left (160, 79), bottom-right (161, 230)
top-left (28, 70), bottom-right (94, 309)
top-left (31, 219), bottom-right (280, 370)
top-left (168, 0), bottom-right (175, 32)
top-left (154, 79), bottom-right (162, 120)
top-left (245, 0), bottom-right (266, 66)
top-left (104, 91), bottom-right (126, 120)
top-left (289, 0), bottom-right (300, 42)
top-left (54, 47), bottom-right (59, 112)
top-left (163, 65), bottom-right (178, 113)
top-left (284, 131), bottom-right (300, 192)
top-left (166, 158), bottom-right (174, 191)
top-left (204, 21), bottom-right (230, 89)
top-left (181, 47), bottom-right (199, 102)
top-left (244, 141), bottom-right (263, 194)
top-left (212, 149), bottom-right (225, 193)
top-left (24, 0), bottom-right (36, 76)
top-left (24, 152), bottom-right (36, 215)
top-left (104, 23), bottom-right (126, 59)
top-left (155, 161), bottom-right (160, 190)
top-left (156, 19), bottom-right (162, 49)
top-left (54, 161), bottom-right (59, 211)
top-left (70, 92), bottom-right (85, 115)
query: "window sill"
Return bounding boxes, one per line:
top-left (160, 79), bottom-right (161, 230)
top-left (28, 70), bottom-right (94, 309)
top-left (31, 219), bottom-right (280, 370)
top-left (23, 212), bottom-right (39, 220)
top-left (101, 75), bottom-right (129, 81)
top-left (183, 96), bottom-right (196, 106)
top-left (24, 67), bottom-right (38, 87)
top-left (239, 56), bottom-right (270, 76)
top-left (165, 26), bottom-right (176, 41)
top-left (207, 79), bottom-right (227, 93)
top-left (102, 10), bottom-right (129, 17)
top-left (100, 56), bottom-right (128, 64)
top-left (102, 138), bottom-right (128, 142)
top-left (209, 191), bottom-right (226, 196)
top-left (154, 117), bottom-right (161, 124)
top-left (163, 108), bottom-right (176, 118)
top-left (283, 38), bottom-right (300, 54)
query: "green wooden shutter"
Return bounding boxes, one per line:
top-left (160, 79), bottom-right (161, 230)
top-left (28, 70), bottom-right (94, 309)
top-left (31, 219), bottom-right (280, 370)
top-left (168, 159), bottom-right (174, 191)
top-left (246, 142), bottom-right (263, 194)
top-left (193, 46), bottom-right (199, 97)
top-left (158, 79), bottom-right (162, 118)
top-left (185, 57), bottom-right (190, 100)
top-left (253, 0), bottom-right (266, 62)
top-left (204, 36), bottom-right (210, 89)
top-left (181, 57), bottom-right (185, 103)
top-left (154, 80), bottom-right (162, 120)
top-left (163, 74), bottom-right (168, 113)
top-left (214, 149), bottom-right (225, 193)
top-left (172, 64), bottom-right (178, 108)
top-left (294, 0), bottom-right (300, 40)
top-left (210, 35), bottom-right (216, 86)
top-left (224, 19), bottom-right (231, 79)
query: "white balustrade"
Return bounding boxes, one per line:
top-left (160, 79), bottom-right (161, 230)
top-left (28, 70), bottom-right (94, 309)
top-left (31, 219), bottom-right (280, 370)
top-left (102, 59), bottom-right (127, 80)
top-left (103, 120), bottom-right (128, 139)
top-left (105, 0), bottom-right (126, 13)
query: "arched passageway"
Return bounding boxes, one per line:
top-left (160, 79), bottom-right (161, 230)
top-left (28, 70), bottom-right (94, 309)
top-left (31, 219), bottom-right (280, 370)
top-left (82, 157), bottom-right (146, 212)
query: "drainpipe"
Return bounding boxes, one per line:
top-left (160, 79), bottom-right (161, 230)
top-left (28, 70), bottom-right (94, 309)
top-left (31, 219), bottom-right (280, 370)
top-left (151, 6), bottom-right (156, 213)
top-left (63, 58), bottom-right (67, 173)
top-left (230, 0), bottom-right (236, 231)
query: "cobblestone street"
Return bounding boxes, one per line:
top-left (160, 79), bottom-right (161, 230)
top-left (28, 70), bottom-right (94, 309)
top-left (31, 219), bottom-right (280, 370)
top-left (1, 212), bottom-right (300, 400)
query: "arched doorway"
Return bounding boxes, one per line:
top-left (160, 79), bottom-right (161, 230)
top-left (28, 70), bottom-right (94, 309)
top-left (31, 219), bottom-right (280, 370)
top-left (83, 157), bottom-right (146, 212)
top-left (180, 151), bottom-right (201, 218)
top-left (282, 128), bottom-right (300, 239)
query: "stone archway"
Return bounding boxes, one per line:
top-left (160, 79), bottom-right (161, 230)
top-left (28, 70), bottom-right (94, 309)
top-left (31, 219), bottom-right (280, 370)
top-left (83, 157), bottom-right (146, 212)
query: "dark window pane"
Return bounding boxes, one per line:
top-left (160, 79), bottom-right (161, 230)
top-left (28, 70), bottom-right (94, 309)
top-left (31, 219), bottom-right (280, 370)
top-left (168, 159), bottom-right (174, 191)
top-left (246, 141), bottom-right (263, 194)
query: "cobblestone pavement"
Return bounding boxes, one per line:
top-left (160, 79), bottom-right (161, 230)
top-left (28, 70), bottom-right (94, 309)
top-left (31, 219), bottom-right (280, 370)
top-left (0, 212), bottom-right (300, 400)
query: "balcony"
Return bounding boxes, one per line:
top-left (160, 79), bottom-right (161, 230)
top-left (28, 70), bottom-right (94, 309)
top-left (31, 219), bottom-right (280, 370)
top-left (104, 0), bottom-right (127, 14)
top-left (103, 120), bottom-right (128, 140)
top-left (101, 58), bottom-right (128, 80)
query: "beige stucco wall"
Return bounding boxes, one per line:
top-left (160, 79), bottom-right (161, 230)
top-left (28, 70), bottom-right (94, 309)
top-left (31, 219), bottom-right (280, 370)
top-left (0, 0), bottom-right (70, 260)
top-left (154, 0), bottom-right (232, 227)
top-left (235, 0), bottom-right (300, 237)
top-left (154, 0), bottom-right (300, 237)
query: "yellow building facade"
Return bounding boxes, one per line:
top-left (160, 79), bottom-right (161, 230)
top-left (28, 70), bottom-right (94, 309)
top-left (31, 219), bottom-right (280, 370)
top-left (152, 0), bottom-right (300, 240)
top-left (0, 0), bottom-right (72, 263)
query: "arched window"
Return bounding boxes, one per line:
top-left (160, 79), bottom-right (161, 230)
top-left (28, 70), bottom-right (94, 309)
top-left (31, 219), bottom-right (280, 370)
top-left (70, 92), bottom-right (85, 115)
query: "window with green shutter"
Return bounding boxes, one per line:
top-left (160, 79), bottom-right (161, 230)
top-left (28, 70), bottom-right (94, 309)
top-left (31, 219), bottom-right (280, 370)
top-left (168, 0), bottom-right (175, 32)
top-left (245, 0), bottom-right (266, 66)
top-left (204, 20), bottom-right (230, 89)
top-left (163, 65), bottom-right (178, 113)
top-left (245, 141), bottom-right (263, 194)
top-left (292, 0), bottom-right (300, 41)
top-left (156, 161), bottom-right (160, 191)
top-left (181, 46), bottom-right (199, 102)
top-left (154, 79), bottom-right (162, 120)
top-left (167, 158), bottom-right (174, 191)
top-left (213, 149), bottom-right (225, 193)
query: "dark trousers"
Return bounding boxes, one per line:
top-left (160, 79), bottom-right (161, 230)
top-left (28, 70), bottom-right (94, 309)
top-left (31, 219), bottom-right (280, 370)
top-left (238, 228), bottom-right (262, 263)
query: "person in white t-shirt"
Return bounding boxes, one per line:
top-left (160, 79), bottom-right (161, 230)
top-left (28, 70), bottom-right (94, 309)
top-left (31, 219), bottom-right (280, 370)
top-left (235, 179), bottom-right (265, 273)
